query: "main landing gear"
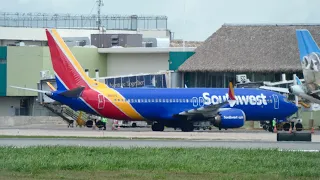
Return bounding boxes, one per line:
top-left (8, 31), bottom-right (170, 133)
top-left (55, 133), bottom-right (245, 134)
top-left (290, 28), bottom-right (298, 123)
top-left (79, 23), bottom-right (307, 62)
top-left (151, 121), bottom-right (195, 132)
top-left (151, 122), bottom-right (164, 131)
top-left (262, 120), bottom-right (303, 132)
top-left (180, 121), bottom-right (194, 132)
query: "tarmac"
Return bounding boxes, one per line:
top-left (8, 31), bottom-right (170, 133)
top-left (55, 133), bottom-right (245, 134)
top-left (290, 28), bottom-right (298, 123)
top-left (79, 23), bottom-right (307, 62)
top-left (0, 138), bottom-right (319, 151)
top-left (0, 125), bottom-right (319, 151)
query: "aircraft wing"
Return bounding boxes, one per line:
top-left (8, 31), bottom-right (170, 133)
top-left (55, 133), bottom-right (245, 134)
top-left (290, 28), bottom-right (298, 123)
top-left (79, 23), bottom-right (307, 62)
top-left (178, 82), bottom-right (237, 117)
top-left (310, 89), bottom-right (320, 94)
top-left (259, 86), bottom-right (289, 94)
top-left (178, 101), bottom-right (229, 116)
top-left (10, 86), bottom-right (51, 94)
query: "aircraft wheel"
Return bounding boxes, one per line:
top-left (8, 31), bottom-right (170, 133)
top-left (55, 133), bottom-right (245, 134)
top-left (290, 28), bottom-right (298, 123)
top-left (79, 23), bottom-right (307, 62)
top-left (151, 122), bottom-right (164, 131)
top-left (262, 125), bottom-right (268, 131)
top-left (295, 123), bottom-right (303, 131)
top-left (86, 120), bottom-right (93, 128)
top-left (180, 121), bottom-right (194, 132)
top-left (283, 123), bottom-right (290, 131)
top-left (95, 120), bottom-right (104, 129)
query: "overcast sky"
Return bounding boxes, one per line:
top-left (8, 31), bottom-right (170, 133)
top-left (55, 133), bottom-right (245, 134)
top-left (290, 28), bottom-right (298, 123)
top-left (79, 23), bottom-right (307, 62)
top-left (2, 0), bottom-right (320, 41)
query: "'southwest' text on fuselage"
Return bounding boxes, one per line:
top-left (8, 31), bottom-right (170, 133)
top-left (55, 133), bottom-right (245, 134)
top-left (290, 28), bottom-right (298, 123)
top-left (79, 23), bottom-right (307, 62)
top-left (203, 93), bottom-right (268, 106)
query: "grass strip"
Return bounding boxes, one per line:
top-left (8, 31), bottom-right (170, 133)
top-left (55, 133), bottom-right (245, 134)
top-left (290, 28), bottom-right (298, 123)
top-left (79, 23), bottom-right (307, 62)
top-left (0, 146), bottom-right (319, 179)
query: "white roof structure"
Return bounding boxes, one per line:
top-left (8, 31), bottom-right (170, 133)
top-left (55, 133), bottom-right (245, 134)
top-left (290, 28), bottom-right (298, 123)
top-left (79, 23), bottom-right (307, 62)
top-left (98, 47), bottom-right (196, 53)
top-left (0, 27), bottom-right (169, 41)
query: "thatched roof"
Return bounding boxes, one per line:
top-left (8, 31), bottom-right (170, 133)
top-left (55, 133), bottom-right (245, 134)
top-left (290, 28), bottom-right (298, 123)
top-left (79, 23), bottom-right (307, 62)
top-left (170, 40), bottom-right (203, 47)
top-left (178, 24), bottom-right (320, 73)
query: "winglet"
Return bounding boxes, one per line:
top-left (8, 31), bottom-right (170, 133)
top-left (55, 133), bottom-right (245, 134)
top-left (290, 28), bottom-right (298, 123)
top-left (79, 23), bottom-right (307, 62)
top-left (295, 76), bottom-right (302, 85)
top-left (228, 82), bottom-right (237, 107)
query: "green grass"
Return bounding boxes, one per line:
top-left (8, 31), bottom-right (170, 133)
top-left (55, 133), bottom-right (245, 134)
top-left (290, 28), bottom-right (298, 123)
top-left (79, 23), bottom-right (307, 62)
top-left (0, 146), bottom-right (319, 179)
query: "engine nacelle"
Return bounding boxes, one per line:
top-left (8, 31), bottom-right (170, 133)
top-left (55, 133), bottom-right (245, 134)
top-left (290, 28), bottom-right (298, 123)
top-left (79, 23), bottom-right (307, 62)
top-left (213, 109), bottom-right (246, 129)
top-left (289, 85), bottom-right (305, 95)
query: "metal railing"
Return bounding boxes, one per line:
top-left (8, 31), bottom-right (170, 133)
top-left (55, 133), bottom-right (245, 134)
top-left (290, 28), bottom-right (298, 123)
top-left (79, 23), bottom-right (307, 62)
top-left (0, 12), bottom-right (168, 30)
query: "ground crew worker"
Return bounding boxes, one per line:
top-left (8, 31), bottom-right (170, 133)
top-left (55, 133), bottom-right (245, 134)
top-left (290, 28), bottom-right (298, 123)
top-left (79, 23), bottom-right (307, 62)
top-left (101, 117), bottom-right (107, 130)
top-left (272, 118), bottom-right (277, 131)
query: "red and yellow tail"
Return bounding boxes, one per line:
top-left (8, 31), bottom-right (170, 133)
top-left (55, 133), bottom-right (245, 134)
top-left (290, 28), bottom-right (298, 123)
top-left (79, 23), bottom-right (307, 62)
top-left (45, 29), bottom-right (106, 91)
top-left (228, 82), bottom-right (236, 100)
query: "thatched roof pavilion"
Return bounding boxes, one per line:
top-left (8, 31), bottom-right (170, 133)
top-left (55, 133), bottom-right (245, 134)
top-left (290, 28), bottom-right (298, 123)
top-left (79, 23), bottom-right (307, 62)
top-left (178, 24), bottom-right (320, 73)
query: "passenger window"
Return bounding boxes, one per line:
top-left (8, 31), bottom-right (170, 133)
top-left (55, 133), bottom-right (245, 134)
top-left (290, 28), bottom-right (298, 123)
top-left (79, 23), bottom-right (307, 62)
top-left (169, 99), bottom-right (172, 103)
top-left (151, 99), bottom-right (154, 102)
top-left (183, 99), bottom-right (186, 103)
top-left (148, 99), bottom-right (151, 103)
top-left (172, 99), bottom-right (175, 103)
top-left (155, 99), bottom-right (158, 102)
top-left (166, 99), bottom-right (169, 103)
top-left (159, 99), bottom-right (162, 102)
top-left (138, 99), bottom-right (141, 103)
top-left (186, 99), bottom-right (189, 103)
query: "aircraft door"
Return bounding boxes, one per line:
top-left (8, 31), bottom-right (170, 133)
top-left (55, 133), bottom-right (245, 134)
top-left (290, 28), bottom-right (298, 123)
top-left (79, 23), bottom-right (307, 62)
top-left (272, 94), bottom-right (279, 109)
top-left (98, 94), bottom-right (105, 109)
top-left (198, 97), bottom-right (204, 107)
top-left (192, 97), bottom-right (198, 107)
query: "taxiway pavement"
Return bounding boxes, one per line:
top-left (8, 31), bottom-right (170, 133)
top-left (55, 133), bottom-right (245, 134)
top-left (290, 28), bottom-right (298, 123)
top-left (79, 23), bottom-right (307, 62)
top-left (0, 126), bottom-right (319, 150)
top-left (0, 127), bottom-right (319, 142)
top-left (0, 138), bottom-right (319, 151)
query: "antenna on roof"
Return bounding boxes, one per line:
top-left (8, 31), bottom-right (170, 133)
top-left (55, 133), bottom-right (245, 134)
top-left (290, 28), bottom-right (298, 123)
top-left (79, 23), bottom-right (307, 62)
top-left (96, 0), bottom-right (104, 30)
top-left (183, 0), bottom-right (186, 51)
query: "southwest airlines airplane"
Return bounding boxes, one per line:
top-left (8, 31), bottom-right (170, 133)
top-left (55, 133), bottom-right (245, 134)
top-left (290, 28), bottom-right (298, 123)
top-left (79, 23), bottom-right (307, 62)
top-left (260, 29), bottom-right (320, 105)
top-left (11, 29), bottom-right (298, 132)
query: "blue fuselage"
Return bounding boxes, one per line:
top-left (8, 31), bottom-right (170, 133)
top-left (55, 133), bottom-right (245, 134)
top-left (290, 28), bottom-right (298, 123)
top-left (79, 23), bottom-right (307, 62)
top-left (50, 87), bottom-right (298, 122)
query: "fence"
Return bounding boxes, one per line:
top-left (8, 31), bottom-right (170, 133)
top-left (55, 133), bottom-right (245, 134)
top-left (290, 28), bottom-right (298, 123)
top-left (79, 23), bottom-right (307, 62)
top-left (0, 12), bottom-right (168, 30)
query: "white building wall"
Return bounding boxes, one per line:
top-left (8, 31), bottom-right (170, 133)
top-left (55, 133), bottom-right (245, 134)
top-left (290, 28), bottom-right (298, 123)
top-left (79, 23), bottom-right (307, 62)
top-left (0, 27), bottom-right (170, 42)
top-left (140, 30), bottom-right (170, 38)
top-left (106, 53), bottom-right (169, 76)
top-left (0, 40), bottom-right (45, 46)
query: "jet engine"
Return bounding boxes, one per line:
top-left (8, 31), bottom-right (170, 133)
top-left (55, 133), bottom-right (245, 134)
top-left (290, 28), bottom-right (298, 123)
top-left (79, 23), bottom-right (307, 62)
top-left (213, 108), bottom-right (246, 129)
top-left (289, 85), bottom-right (306, 95)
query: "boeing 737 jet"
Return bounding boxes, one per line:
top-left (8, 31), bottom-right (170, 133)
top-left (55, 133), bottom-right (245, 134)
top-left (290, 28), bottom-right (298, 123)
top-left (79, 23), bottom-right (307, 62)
top-left (11, 29), bottom-right (298, 132)
top-left (260, 29), bottom-right (320, 105)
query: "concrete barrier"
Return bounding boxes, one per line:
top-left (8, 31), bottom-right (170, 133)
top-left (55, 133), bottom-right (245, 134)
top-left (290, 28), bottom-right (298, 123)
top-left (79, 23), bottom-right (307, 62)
top-left (0, 116), bottom-right (67, 127)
